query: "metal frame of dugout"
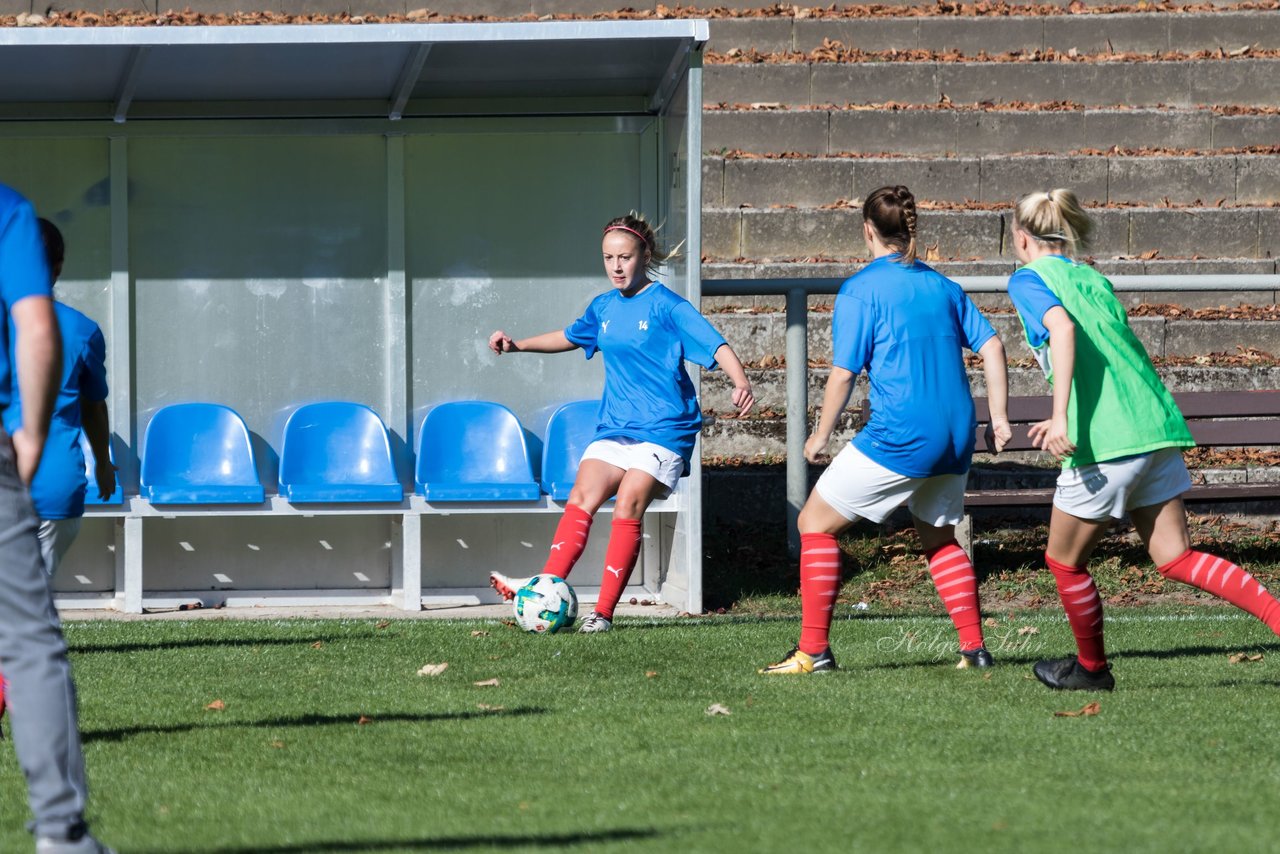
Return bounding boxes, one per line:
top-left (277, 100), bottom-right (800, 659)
top-left (0, 21), bottom-right (709, 614)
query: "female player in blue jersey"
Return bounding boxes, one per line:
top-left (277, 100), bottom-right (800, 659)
top-left (761, 185), bottom-right (1012, 674)
top-left (487, 213), bottom-right (754, 632)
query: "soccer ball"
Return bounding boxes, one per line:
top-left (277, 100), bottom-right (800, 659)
top-left (513, 574), bottom-right (578, 633)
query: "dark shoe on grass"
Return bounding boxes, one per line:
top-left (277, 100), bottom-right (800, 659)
top-left (957, 647), bottom-right (995, 669)
top-left (1033, 656), bottom-right (1115, 691)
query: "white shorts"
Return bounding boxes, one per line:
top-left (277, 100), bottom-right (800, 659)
top-left (815, 444), bottom-right (967, 526)
top-left (1053, 447), bottom-right (1192, 521)
top-left (580, 438), bottom-right (684, 496)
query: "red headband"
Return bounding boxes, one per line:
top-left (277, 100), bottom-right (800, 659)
top-left (604, 224), bottom-right (650, 248)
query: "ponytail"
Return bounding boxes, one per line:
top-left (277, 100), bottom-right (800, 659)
top-left (863, 185), bottom-right (919, 265)
top-left (1013, 189), bottom-right (1094, 257)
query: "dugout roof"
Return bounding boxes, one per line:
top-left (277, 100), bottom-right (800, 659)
top-left (0, 20), bottom-right (708, 121)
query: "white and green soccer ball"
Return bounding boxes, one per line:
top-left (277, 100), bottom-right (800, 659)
top-left (513, 574), bottom-right (578, 633)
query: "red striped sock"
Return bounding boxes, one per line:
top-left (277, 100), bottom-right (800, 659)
top-left (1158, 550), bottom-right (1280, 635)
top-left (799, 533), bottom-right (843, 656)
top-left (542, 504), bottom-right (593, 581)
top-left (926, 541), bottom-right (985, 652)
top-left (1046, 553), bottom-right (1108, 672)
top-left (594, 518), bottom-right (643, 620)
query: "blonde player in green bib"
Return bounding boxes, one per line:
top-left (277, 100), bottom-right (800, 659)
top-left (1007, 189), bottom-right (1280, 691)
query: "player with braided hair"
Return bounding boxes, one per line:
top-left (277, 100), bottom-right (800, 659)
top-left (487, 212), bottom-right (754, 633)
top-left (762, 185), bottom-right (1012, 674)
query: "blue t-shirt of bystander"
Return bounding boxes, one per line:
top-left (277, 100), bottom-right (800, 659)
top-left (0, 186), bottom-right (53, 410)
top-left (4, 302), bottom-right (109, 519)
top-left (834, 254), bottom-right (996, 478)
top-left (564, 282), bottom-right (725, 468)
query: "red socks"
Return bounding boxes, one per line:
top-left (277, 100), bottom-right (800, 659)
top-left (1158, 549), bottom-right (1280, 635)
top-left (799, 533), bottom-right (843, 655)
top-left (926, 541), bottom-right (985, 652)
top-left (542, 504), bottom-right (593, 580)
top-left (1046, 553), bottom-right (1108, 671)
top-left (594, 518), bottom-right (643, 620)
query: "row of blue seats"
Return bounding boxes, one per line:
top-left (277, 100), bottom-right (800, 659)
top-left (85, 400), bottom-right (601, 506)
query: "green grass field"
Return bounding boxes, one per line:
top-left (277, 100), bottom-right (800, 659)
top-left (3, 610), bottom-right (1278, 853)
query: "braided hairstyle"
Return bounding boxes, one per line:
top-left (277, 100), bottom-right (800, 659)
top-left (862, 185), bottom-right (919, 265)
top-left (603, 211), bottom-right (682, 279)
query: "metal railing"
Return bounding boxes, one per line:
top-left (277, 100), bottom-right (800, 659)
top-left (701, 274), bottom-right (1280, 556)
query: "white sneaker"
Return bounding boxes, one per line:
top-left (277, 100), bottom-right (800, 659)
top-left (36, 833), bottom-right (115, 854)
top-left (489, 571), bottom-right (528, 601)
top-left (578, 612), bottom-right (613, 633)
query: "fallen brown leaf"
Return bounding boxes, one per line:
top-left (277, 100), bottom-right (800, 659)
top-left (205, 699), bottom-right (226, 711)
top-left (417, 662), bottom-right (449, 677)
top-left (705, 703), bottom-right (732, 716)
top-left (473, 678), bottom-right (501, 687)
top-left (984, 617), bottom-right (998, 627)
top-left (1017, 625), bottom-right (1040, 636)
top-left (470, 630), bottom-right (489, 637)
top-left (477, 703), bottom-right (505, 711)
top-left (357, 715), bottom-right (373, 725)
top-left (645, 670), bottom-right (659, 678)
top-left (374, 620), bottom-right (391, 630)
top-left (270, 740), bottom-right (285, 749)
top-left (1228, 652), bottom-right (1264, 664)
top-left (311, 641), bottom-right (324, 649)
top-left (1054, 701), bottom-right (1101, 718)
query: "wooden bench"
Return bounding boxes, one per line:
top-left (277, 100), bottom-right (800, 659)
top-left (858, 390), bottom-right (1280, 550)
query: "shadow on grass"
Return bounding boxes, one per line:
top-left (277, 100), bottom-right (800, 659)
top-left (69, 636), bottom-right (344, 655)
top-left (861, 640), bottom-right (1280, 671)
top-left (131, 827), bottom-right (663, 853)
top-left (83, 707), bottom-right (546, 744)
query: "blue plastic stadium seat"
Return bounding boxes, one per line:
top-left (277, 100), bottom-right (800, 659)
top-left (540, 400), bottom-right (601, 501)
top-left (416, 401), bottom-right (540, 502)
top-left (279, 402), bottom-right (403, 503)
top-left (140, 403), bottom-right (265, 504)
top-left (80, 430), bottom-right (123, 505)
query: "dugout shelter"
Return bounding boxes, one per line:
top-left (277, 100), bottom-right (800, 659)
top-left (0, 20), bottom-right (709, 614)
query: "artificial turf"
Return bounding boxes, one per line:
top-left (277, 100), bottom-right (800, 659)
top-left (2, 610), bottom-right (1277, 853)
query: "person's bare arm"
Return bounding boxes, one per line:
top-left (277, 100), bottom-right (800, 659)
top-left (488, 329), bottom-right (578, 355)
top-left (81, 397), bottom-right (115, 499)
top-left (10, 295), bottom-right (61, 484)
top-left (977, 335), bottom-right (1011, 453)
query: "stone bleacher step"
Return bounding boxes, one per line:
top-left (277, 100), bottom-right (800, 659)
top-left (702, 205), bottom-right (1280, 262)
top-left (697, 364), bottom-right (1280, 458)
top-left (706, 10), bottom-right (1280, 55)
top-left (704, 152), bottom-right (1280, 207)
top-left (702, 105), bottom-right (1280, 156)
top-left (704, 56), bottom-right (1280, 110)
top-left (697, 308), bottom-right (1280, 368)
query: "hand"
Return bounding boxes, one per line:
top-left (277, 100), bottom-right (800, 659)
top-left (730, 383), bottom-right (755, 418)
top-left (803, 433), bottom-right (830, 464)
top-left (488, 330), bottom-right (517, 355)
top-left (1028, 416), bottom-right (1075, 460)
top-left (987, 416), bottom-right (1012, 454)
top-left (10, 428), bottom-right (44, 486)
top-left (94, 460), bottom-right (118, 500)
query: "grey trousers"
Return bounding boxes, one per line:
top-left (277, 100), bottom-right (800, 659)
top-left (0, 437), bottom-right (88, 839)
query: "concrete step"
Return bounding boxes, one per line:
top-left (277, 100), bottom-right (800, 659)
top-left (704, 58), bottom-right (1280, 109)
top-left (707, 11), bottom-right (1280, 55)
top-left (702, 205), bottom-right (1280, 262)
top-left (697, 364), bottom-right (1280, 458)
top-left (703, 106), bottom-right (1279, 156)
top-left (699, 309), bottom-right (1280, 370)
top-left (702, 259), bottom-right (1280, 311)
top-left (705, 153), bottom-right (1280, 207)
